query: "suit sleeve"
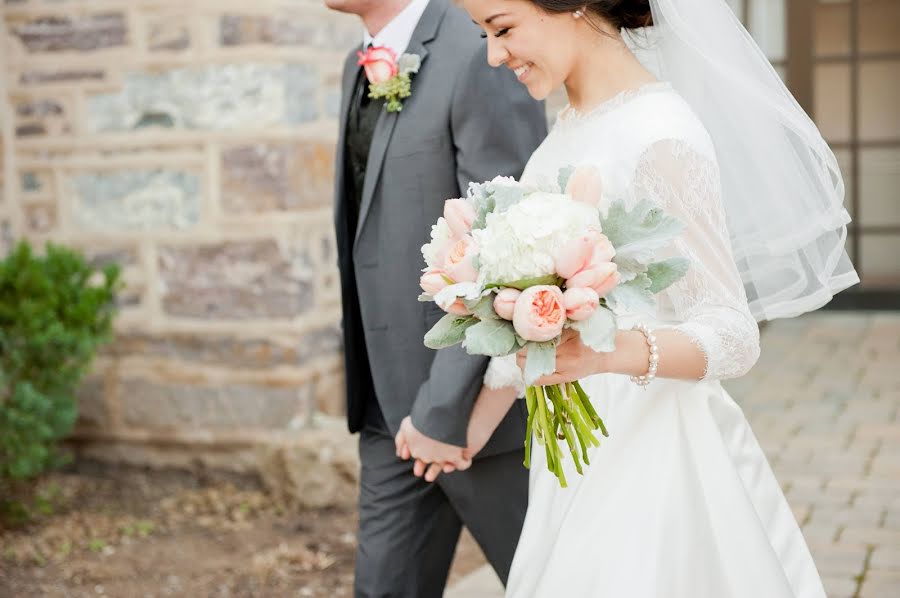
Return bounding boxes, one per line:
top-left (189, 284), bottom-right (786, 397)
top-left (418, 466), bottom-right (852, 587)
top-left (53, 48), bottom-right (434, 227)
top-left (409, 42), bottom-right (548, 447)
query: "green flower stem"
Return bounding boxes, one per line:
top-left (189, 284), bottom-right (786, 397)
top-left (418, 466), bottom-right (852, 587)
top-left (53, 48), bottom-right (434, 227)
top-left (546, 386), bottom-right (571, 485)
top-left (553, 385), bottom-right (583, 475)
top-left (524, 386), bottom-right (537, 468)
top-left (558, 386), bottom-right (597, 462)
top-left (572, 381), bottom-right (608, 438)
top-left (535, 386), bottom-right (552, 471)
top-left (568, 390), bottom-right (603, 448)
top-left (536, 385), bottom-right (566, 487)
top-left (522, 381), bottom-right (608, 488)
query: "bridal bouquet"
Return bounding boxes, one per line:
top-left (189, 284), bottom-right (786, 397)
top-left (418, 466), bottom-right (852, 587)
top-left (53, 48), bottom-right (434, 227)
top-left (420, 166), bottom-right (688, 487)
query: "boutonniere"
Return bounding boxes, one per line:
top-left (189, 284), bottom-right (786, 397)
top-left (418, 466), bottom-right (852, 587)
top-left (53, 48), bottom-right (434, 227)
top-left (357, 45), bottom-right (422, 113)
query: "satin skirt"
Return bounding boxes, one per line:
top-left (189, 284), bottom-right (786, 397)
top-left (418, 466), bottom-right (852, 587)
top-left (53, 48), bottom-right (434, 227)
top-left (505, 374), bottom-right (826, 598)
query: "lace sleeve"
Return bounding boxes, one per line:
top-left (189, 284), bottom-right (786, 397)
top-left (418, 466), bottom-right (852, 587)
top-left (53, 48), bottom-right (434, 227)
top-left (630, 139), bottom-right (760, 380)
top-left (484, 354), bottom-right (525, 397)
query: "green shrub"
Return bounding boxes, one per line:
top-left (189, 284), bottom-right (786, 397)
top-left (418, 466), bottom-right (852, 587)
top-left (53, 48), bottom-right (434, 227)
top-left (0, 241), bottom-right (121, 486)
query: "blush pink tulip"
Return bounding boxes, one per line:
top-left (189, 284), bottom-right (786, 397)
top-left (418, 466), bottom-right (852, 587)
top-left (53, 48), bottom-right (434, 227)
top-left (436, 295), bottom-right (471, 316)
top-left (567, 262), bottom-right (621, 298)
top-left (588, 231), bottom-right (616, 265)
top-left (563, 287), bottom-right (600, 321)
top-left (444, 198), bottom-right (477, 239)
top-left (444, 236), bottom-right (479, 283)
top-left (555, 235), bottom-right (595, 280)
top-left (420, 268), bottom-right (451, 296)
top-left (512, 285), bottom-right (567, 342)
top-left (493, 288), bottom-right (522, 320)
top-left (565, 165), bottom-right (604, 207)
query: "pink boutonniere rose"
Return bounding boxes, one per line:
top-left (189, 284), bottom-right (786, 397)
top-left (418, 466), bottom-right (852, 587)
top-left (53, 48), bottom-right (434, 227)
top-left (356, 45), bottom-right (422, 113)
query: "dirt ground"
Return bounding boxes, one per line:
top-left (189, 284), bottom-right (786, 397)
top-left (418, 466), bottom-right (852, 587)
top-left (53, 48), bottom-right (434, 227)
top-left (0, 460), bottom-right (487, 597)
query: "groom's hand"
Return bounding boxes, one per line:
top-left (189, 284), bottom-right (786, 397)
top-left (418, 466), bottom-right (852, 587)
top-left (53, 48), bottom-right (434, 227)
top-left (395, 416), bottom-right (472, 481)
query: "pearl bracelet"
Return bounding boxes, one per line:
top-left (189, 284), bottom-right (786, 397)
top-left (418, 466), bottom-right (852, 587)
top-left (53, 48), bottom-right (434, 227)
top-left (630, 323), bottom-right (659, 387)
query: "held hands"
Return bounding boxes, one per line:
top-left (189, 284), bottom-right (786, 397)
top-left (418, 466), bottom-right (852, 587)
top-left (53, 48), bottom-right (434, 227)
top-left (394, 386), bottom-right (513, 482)
top-left (395, 416), bottom-right (473, 483)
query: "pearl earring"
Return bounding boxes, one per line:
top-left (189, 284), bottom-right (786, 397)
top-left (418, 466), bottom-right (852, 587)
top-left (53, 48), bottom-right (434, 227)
top-left (574, 10), bottom-right (584, 18)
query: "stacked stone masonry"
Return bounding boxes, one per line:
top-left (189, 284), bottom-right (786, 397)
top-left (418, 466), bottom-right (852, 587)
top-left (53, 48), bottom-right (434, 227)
top-left (1, 0), bottom-right (361, 457)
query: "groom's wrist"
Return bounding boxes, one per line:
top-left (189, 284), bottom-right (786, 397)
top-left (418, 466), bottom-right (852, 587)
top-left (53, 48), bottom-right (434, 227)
top-left (409, 410), bottom-right (467, 448)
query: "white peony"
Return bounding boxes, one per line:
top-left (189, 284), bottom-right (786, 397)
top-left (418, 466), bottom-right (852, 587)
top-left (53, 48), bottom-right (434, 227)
top-left (472, 192), bottom-right (600, 285)
top-left (421, 217), bottom-right (452, 268)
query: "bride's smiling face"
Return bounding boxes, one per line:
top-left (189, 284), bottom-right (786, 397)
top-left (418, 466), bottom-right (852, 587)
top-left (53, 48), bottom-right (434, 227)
top-left (462, 0), bottom-right (582, 100)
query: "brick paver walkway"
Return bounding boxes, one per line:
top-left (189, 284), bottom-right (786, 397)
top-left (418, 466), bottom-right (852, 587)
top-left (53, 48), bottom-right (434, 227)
top-left (447, 311), bottom-right (900, 598)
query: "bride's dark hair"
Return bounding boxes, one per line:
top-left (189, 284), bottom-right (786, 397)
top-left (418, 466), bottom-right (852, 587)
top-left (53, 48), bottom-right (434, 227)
top-left (530, 0), bottom-right (653, 30)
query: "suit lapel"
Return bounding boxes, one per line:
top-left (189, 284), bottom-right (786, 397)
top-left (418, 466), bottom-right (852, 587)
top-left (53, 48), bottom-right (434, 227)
top-left (353, 0), bottom-right (447, 248)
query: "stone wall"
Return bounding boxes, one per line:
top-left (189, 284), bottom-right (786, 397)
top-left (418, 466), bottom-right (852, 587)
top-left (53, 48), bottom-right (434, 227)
top-left (1, 0), bottom-right (361, 465)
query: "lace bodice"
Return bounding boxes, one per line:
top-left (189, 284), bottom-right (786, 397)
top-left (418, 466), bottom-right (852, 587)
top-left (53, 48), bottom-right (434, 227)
top-left (487, 83), bottom-right (760, 388)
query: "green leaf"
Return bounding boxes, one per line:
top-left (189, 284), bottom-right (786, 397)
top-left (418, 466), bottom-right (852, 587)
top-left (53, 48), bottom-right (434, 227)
top-left (524, 341), bottom-right (557, 386)
top-left (646, 257), bottom-right (691, 293)
top-left (464, 319), bottom-right (518, 357)
top-left (492, 186), bottom-right (525, 213)
top-left (571, 306), bottom-right (618, 353)
top-left (486, 274), bottom-right (563, 291)
top-left (605, 273), bottom-right (655, 314)
top-left (464, 295), bottom-right (499, 320)
top-left (471, 193), bottom-right (496, 230)
top-left (423, 314), bottom-right (478, 350)
top-left (557, 165), bottom-right (575, 192)
top-left (602, 199), bottom-right (686, 262)
top-left (611, 255), bottom-right (643, 283)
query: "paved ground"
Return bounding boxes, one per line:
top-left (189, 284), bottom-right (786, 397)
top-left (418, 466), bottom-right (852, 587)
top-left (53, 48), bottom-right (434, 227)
top-left (446, 311), bottom-right (900, 598)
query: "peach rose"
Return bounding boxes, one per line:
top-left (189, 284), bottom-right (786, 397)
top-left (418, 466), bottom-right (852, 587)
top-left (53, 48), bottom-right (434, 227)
top-left (563, 287), bottom-right (600, 321)
top-left (493, 288), bottom-right (522, 320)
top-left (444, 236), bottom-right (479, 283)
top-left (444, 198), bottom-right (477, 239)
top-left (420, 268), bottom-right (451, 296)
top-left (357, 46), bottom-right (399, 84)
top-left (512, 285), bottom-right (566, 342)
top-left (565, 165), bottom-right (604, 207)
top-left (567, 262), bottom-right (620, 298)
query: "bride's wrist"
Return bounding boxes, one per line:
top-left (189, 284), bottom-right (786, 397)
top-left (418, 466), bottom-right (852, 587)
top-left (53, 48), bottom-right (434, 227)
top-left (605, 330), bottom-right (652, 377)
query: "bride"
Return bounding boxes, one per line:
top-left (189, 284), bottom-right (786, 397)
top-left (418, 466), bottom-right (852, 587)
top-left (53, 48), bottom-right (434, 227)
top-left (440, 0), bottom-right (859, 596)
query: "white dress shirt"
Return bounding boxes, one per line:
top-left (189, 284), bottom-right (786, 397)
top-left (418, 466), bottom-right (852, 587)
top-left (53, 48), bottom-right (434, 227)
top-left (363, 0), bottom-right (430, 55)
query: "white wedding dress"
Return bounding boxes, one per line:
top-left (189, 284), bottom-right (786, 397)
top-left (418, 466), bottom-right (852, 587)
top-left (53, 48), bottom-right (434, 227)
top-left (487, 82), bottom-right (827, 598)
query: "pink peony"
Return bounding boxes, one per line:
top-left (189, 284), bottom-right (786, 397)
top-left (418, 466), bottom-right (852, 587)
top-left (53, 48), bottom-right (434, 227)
top-left (567, 262), bottom-right (620, 298)
top-left (512, 285), bottom-right (567, 342)
top-left (357, 46), bottom-right (399, 84)
top-left (563, 287), bottom-right (600, 321)
top-left (565, 165), bottom-right (604, 207)
top-left (444, 198), bottom-right (477, 239)
top-left (493, 288), bottom-right (522, 320)
top-left (444, 236), bottom-right (479, 283)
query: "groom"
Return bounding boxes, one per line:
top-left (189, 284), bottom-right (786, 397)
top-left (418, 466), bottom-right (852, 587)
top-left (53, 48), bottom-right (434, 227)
top-left (326, 0), bottom-right (546, 595)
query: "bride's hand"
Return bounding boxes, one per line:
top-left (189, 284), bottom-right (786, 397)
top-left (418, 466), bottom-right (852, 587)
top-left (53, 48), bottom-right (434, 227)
top-left (517, 328), bottom-right (612, 386)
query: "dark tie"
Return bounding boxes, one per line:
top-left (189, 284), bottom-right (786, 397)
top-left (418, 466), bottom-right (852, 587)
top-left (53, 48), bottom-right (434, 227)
top-left (345, 51), bottom-right (385, 232)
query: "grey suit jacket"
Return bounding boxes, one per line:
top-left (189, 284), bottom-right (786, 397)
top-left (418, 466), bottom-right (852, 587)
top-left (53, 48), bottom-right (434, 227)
top-left (333, 0), bottom-right (548, 453)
